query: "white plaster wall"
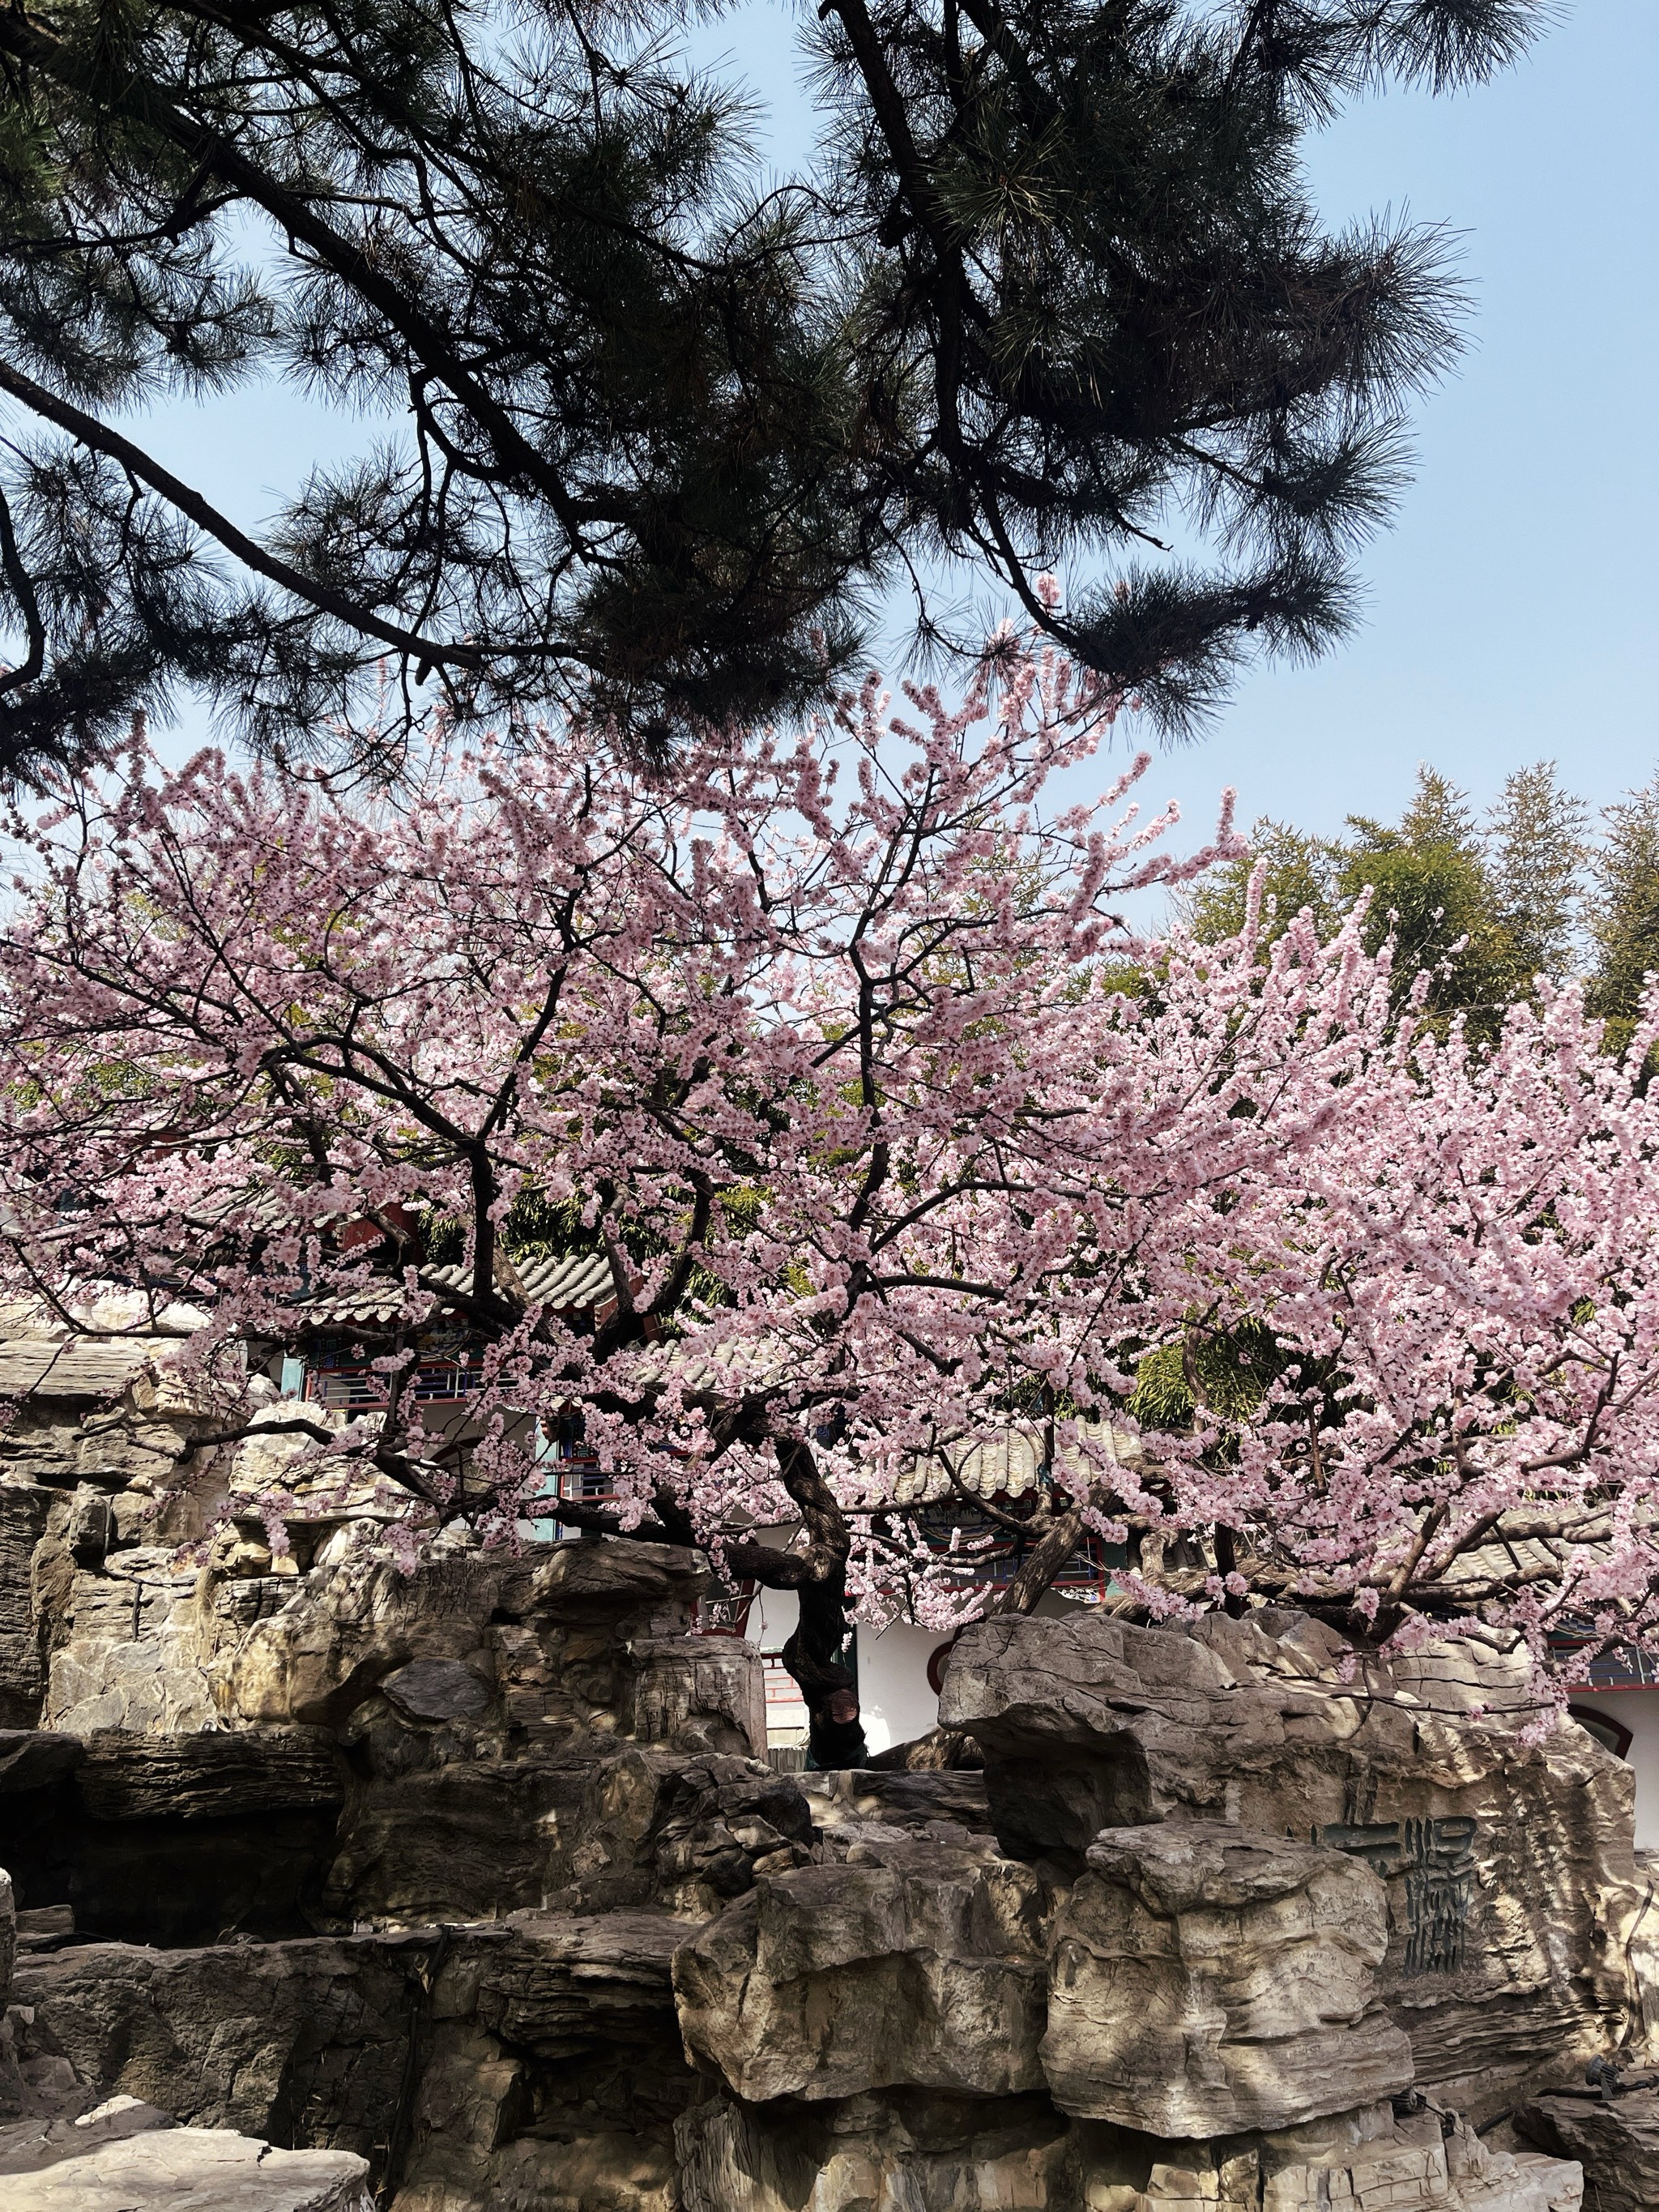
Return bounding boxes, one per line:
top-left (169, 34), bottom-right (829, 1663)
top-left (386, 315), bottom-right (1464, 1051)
top-left (743, 1561), bottom-right (1098, 1757)
top-left (1568, 1688), bottom-right (1659, 1849)
top-left (746, 1583), bottom-right (799, 1654)
top-left (856, 1620), bottom-right (949, 1755)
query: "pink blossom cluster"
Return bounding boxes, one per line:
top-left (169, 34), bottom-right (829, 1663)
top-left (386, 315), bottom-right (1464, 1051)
top-left (2, 633), bottom-right (1657, 1683)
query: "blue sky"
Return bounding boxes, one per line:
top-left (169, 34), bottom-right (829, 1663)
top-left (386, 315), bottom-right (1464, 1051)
top-left (131, 1), bottom-right (1656, 843)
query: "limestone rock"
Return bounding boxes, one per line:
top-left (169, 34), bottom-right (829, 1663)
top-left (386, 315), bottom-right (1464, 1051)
top-left (672, 2089), bottom-right (1581, 2212)
top-left (394, 2120), bottom-right (676, 2212)
top-left (1, 1864), bottom-right (14, 2008)
top-left (380, 1657), bottom-right (492, 1724)
top-left (382, 2023), bottom-right (527, 2212)
top-left (481, 2129), bottom-right (676, 2211)
top-left (10, 1930), bottom-right (436, 2163)
top-left (73, 1727), bottom-right (345, 1820)
top-left (864, 1724), bottom-right (985, 1770)
top-left (204, 1535), bottom-right (716, 1740)
top-left (437, 1909), bottom-right (692, 2057)
top-left (394, 1915), bottom-right (697, 2211)
top-left (942, 1608), bottom-right (1644, 2116)
top-left (326, 1753), bottom-right (569, 1924)
top-left (1519, 2089), bottom-right (1659, 2212)
top-left (624, 1635), bottom-right (766, 1758)
top-left (4, 1727), bottom-right (344, 1947)
top-left (0, 1484), bottom-right (52, 1726)
top-left (0, 2124), bottom-right (373, 2210)
top-left (673, 1838), bottom-right (1050, 2102)
top-left (0, 1730), bottom-right (83, 1793)
top-left (644, 1756), bottom-right (814, 1914)
top-left (43, 1550), bottom-right (217, 1736)
top-left (675, 2089), bottom-right (1073, 2212)
top-left (797, 1766), bottom-right (994, 1849)
top-left (327, 1740), bottom-right (810, 1928)
top-left (1042, 1821), bottom-right (1414, 2135)
top-left (204, 1550), bottom-right (483, 1729)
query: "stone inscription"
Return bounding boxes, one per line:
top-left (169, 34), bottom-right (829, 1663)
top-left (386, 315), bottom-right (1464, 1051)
top-left (1320, 1817), bottom-right (1478, 1974)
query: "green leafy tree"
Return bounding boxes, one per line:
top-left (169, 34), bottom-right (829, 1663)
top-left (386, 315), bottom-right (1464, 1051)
top-left (1485, 761), bottom-right (1588, 983)
top-left (1194, 766), bottom-right (1565, 1033)
top-left (1589, 779), bottom-right (1659, 1046)
top-left (1340, 768), bottom-right (1517, 1027)
top-left (0, 0), bottom-right (1549, 783)
top-left (1181, 818), bottom-right (1346, 948)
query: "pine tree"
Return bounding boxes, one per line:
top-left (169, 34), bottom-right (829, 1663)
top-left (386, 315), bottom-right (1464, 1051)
top-left (0, 0), bottom-right (1550, 784)
top-left (1484, 762), bottom-right (1589, 984)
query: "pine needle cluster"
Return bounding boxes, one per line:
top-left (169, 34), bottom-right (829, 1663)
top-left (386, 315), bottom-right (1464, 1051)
top-left (0, 0), bottom-right (1550, 782)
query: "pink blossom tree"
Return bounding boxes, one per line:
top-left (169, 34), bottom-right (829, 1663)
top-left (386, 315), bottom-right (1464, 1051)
top-left (3, 633), bottom-right (1659, 1757)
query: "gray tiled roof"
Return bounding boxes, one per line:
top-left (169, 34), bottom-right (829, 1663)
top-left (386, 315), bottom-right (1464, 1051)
top-left (305, 1248), bottom-right (616, 1326)
top-left (894, 1420), bottom-right (1145, 1502)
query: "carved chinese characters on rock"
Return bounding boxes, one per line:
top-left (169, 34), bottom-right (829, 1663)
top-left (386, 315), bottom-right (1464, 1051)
top-left (1321, 1819), bottom-right (1478, 1975)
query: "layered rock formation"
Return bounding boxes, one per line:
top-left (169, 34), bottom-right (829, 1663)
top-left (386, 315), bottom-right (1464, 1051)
top-left (1041, 1821), bottom-right (1414, 2134)
top-left (0, 1356), bottom-right (1646, 2206)
top-left (940, 1606), bottom-right (1653, 2120)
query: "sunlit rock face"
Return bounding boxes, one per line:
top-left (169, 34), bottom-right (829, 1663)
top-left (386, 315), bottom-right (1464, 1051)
top-left (0, 1401), bottom-right (1635, 2212)
top-left (941, 1607), bottom-right (1647, 2118)
top-left (1041, 1821), bottom-right (1414, 2135)
top-left (674, 1838), bottom-right (1051, 2102)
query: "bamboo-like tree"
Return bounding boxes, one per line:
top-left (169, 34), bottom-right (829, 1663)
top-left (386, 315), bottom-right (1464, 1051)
top-left (1486, 762), bottom-right (1589, 983)
top-left (1589, 779), bottom-right (1659, 1048)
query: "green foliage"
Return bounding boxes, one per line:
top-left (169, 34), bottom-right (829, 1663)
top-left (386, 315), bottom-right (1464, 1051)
top-left (1587, 779), bottom-right (1659, 1052)
top-left (1486, 762), bottom-right (1588, 982)
top-left (1130, 1320), bottom-right (1282, 1431)
top-left (1188, 762), bottom-right (1605, 1039)
top-left (0, 0), bottom-right (1551, 784)
top-left (1340, 769), bottom-right (1520, 1029)
top-left (1183, 818), bottom-right (1346, 949)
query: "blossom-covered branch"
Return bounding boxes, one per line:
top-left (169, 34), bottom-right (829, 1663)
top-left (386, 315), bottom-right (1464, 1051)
top-left (4, 626), bottom-right (1658, 1751)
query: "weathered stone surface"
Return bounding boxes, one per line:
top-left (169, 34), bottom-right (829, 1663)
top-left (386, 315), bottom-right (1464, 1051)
top-left (74, 1727), bottom-right (345, 1820)
top-left (798, 1765), bottom-right (994, 1847)
top-left (436, 1909), bottom-right (691, 2055)
top-left (204, 1551), bottom-right (487, 1729)
top-left (2, 1727), bottom-right (343, 1945)
top-left (675, 2090), bottom-right (1583, 2212)
top-left (941, 1608), bottom-right (1644, 2116)
top-left (0, 1365), bottom-right (1635, 2212)
top-left (865, 1723), bottom-right (985, 1770)
top-left (325, 1754), bottom-right (568, 1924)
top-left (676, 2089), bottom-right (1075, 2212)
top-left (203, 1535), bottom-right (716, 1743)
top-left (43, 1549), bottom-right (218, 1735)
top-left (380, 1657), bottom-right (492, 1724)
top-left (1, 1864), bottom-right (15, 2008)
top-left (0, 1730), bottom-right (83, 1793)
top-left (390, 1914), bottom-right (696, 2212)
top-left (673, 1838), bottom-right (1050, 2103)
top-left (11, 1931), bottom-right (436, 2163)
top-left (0, 1483), bottom-right (52, 1725)
top-left (1519, 2089), bottom-right (1659, 2212)
top-left (624, 1635), bottom-right (766, 1758)
top-left (0, 2124), bottom-right (373, 2210)
top-left (326, 1737), bottom-right (812, 1928)
top-left (643, 1756), bottom-right (814, 1914)
top-left (1042, 1821), bottom-right (1413, 2135)
top-left (481, 2129), bottom-right (675, 2212)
